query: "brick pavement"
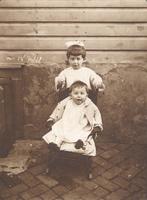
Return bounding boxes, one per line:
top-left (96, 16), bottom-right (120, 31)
top-left (0, 142), bottom-right (146, 200)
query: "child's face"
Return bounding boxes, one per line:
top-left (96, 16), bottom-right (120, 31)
top-left (68, 55), bottom-right (84, 69)
top-left (71, 86), bottom-right (88, 105)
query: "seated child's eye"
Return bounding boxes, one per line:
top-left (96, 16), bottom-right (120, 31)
top-left (74, 92), bottom-right (78, 95)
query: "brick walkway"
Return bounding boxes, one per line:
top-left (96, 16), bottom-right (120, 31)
top-left (0, 143), bottom-right (146, 200)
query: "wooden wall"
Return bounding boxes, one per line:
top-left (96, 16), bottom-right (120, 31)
top-left (0, 0), bottom-right (147, 65)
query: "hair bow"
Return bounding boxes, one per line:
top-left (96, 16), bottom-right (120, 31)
top-left (65, 40), bottom-right (85, 48)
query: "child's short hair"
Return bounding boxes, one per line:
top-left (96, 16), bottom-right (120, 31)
top-left (69, 81), bottom-right (89, 93)
top-left (66, 45), bottom-right (86, 59)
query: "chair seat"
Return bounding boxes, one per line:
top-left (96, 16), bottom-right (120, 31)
top-left (47, 149), bottom-right (93, 179)
top-left (59, 138), bottom-right (96, 156)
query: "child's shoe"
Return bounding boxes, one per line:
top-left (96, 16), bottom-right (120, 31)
top-left (75, 139), bottom-right (84, 149)
top-left (48, 142), bottom-right (60, 152)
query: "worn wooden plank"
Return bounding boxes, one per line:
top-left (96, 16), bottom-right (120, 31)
top-left (0, 51), bottom-right (147, 64)
top-left (0, 0), bottom-right (147, 8)
top-left (0, 37), bottom-right (147, 50)
top-left (1, 23), bottom-right (147, 36)
top-left (0, 9), bottom-right (147, 22)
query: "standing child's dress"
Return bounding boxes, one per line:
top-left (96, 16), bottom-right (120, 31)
top-left (55, 67), bottom-right (104, 92)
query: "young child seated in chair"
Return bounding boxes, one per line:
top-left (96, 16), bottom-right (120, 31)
top-left (42, 81), bottom-right (103, 156)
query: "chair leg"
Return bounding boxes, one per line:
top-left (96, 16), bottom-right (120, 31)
top-left (85, 156), bottom-right (93, 180)
top-left (46, 151), bottom-right (59, 174)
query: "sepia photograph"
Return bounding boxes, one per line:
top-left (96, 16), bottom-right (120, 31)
top-left (0, 0), bottom-right (147, 199)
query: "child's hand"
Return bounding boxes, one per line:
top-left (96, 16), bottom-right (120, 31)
top-left (57, 80), bottom-right (64, 90)
top-left (98, 83), bottom-right (105, 93)
top-left (45, 118), bottom-right (55, 129)
top-left (91, 126), bottom-right (102, 139)
top-left (93, 126), bottom-right (102, 133)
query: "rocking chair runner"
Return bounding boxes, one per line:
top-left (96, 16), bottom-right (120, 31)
top-left (45, 89), bottom-right (100, 180)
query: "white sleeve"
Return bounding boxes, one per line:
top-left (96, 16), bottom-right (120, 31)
top-left (55, 70), bottom-right (66, 91)
top-left (90, 70), bottom-right (104, 91)
top-left (50, 97), bottom-right (70, 121)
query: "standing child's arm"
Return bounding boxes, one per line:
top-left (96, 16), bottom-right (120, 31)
top-left (55, 71), bottom-right (66, 91)
top-left (90, 71), bottom-right (105, 92)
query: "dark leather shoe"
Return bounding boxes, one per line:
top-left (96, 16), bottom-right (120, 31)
top-left (48, 143), bottom-right (60, 152)
top-left (75, 140), bottom-right (84, 149)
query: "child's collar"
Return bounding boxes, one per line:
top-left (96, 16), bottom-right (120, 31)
top-left (84, 97), bottom-right (91, 107)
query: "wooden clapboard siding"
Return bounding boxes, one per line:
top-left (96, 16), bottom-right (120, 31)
top-left (1, 23), bottom-right (147, 36)
top-left (0, 0), bottom-right (147, 8)
top-left (0, 9), bottom-right (147, 22)
top-left (0, 37), bottom-right (147, 50)
top-left (0, 0), bottom-right (147, 64)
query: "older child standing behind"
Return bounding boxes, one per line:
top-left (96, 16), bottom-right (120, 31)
top-left (55, 41), bottom-right (105, 97)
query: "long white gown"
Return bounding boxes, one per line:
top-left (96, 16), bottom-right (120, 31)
top-left (43, 99), bottom-right (96, 156)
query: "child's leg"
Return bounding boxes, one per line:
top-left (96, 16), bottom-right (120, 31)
top-left (46, 147), bottom-right (60, 174)
top-left (43, 130), bottom-right (63, 151)
top-left (46, 136), bottom-right (63, 173)
top-left (48, 135), bottom-right (63, 151)
top-left (85, 156), bottom-right (93, 180)
top-left (48, 142), bottom-right (60, 152)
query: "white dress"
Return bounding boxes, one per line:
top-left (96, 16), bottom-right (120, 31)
top-left (55, 67), bottom-right (103, 91)
top-left (43, 99), bottom-right (96, 156)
